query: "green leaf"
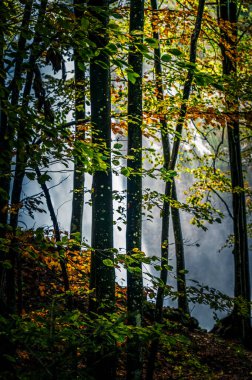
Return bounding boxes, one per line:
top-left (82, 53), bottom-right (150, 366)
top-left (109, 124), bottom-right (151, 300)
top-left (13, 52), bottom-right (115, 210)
top-left (113, 58), bottom-right (128, 68)
top-left (145, 37), bottom-right (159, 48)
top-left (127, 70), bottom-right (140, 84)
top-left (128, 266), bottom-right (142, 273)
top-left (161, 54), bottom-right (172, 62)
top-left (168, 48), bottom-right (183, 56)
top-left (164, 264), bottom-right (173, 271)
top-left (103, 259), bottom-right (114, 267)
top-left (37, 173), bottom-right (51, 184)
top-left (26, 172), bottom-right (36, 181)
top-left (131, 30), bottom-right (144, 36)
top-left (114, 143), bottom-right (123, 149)
top-left (136, 43), bottom-right (149, 54)
top-left (112, 159), bottom-right (120, 166)
top-left (69, 310), bottom-right (81, 322)
top-left (161, 168), bottom-right (177, 182)
top-left (97, 60), bottom-right (109, 69)
top-left (121, 167), bottom-right (131, 177)
top-left (112, 12), bottom-right (123, 19)
top-left (70, 231), bottom-right (81, 242)
top-left (211, 81), bottom-right (224, 91)
top-left (61, 235), bottom-right (68, 244)
top-left (77, 62), bottom-right (86, 71)
top-left (2, 260), bottom-right (12, 269)
top-left (81, 17), bottom-right (89, 31)
top-left (106, 43), bottom-right (118, 54)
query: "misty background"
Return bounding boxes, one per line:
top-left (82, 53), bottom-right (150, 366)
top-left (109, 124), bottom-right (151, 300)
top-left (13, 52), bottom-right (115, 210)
top-left (18, 127), bottom-right (252, 330)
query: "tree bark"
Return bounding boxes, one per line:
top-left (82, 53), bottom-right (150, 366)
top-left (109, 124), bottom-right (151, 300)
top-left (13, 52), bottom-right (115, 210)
top-left (89, 0), bottom-right (115, 313)
top-left (154, 0), bottom-right (205, 322)
top-left (0, 0), bottom-right (9, 312)
top-left (171, 182), bottom-right (189, 314)
top-left (218, 0), bottom-right (251, 345)
top-left (6, 0), bottom-right (48, 315)
top-left (146, 2), bottom-right (191, 378)
top-left (126, 1), bottom-right (144, 379)
top-left (70, 0), bottom-right (86, 239)
top-left (88, 1), bottom-right (116, 378)
top-left (0, 0), bottom-right (34, 314)
top-left (35, 167), bottom-right (70, 294)
top-left (0, 0), bottom-right (33, 231)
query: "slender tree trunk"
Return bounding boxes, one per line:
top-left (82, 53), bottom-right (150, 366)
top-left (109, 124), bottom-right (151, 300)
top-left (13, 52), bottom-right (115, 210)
top-left (10, 0), bottom-right (47, 231)
top-left (218, 0), bottom-right (251, 345)
top-left (70, 0), bottom-right (85, 239)
top-left (126, 1), bottom-right (144, 379)
top-left (89, 0), bottom-right (114, 313)
top-left (171, 182), bottom-right (189, 313)
top-left (151, 0), bottom-right (171, 319)
top-left (0, 0), bottom-right (8, 220)
top-left (35, 167), bottom-right (70, 294)
top-left (88, 1), bottom-right (116, 378)
top-left (0, 0), bottom-right (9, 312)
top-left (146, 0), bottom-right (189, 380)
top-left (0, 0), bottom-right (34, 314)
top-left (0, 0), bottom-right (33, 229)
top-left (146, 0), bottom-right (205, 380)
top-left (155, 0), bottom-right (205, 319)
top-left (6, 0), bottom-right (48, 315)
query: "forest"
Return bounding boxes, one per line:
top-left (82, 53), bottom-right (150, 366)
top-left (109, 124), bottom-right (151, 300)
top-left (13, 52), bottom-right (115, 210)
top-left (0, 0), bottom-right (252, 379)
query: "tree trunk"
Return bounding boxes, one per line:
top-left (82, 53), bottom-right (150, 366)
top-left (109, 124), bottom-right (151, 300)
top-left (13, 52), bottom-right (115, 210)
top-left (171, 182), bottom-right (189, 314)
top-left (88, 1), bottom-right (116, 378)
top-left (35, 167), bottom-right (70, 294)
top-left (6, 0), bottom-right (48, 315)
top-left (126, 1), bottom-right (144, 379)
top-left (70, 0), bottom-right (86, 239)
top-left (218, 0), bottom-right (251, 345)
top-left (151, 0), bottom-right (171, 320)
top-left (0, 0), bottom-right (33, 230)
top-left (0, 0), bottom-right (34, 314)
top-left (146, 2), bottom-right (191, 379)
top-left (155, 0), bottom-right (205, 321)
top-left (89, 0), bottom-right (114, 314)
top-left (0, 0), bottom-right (9, 313)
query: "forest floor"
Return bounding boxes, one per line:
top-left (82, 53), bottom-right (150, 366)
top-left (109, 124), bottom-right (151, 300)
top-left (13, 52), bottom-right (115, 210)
top-left (3, 308), bottom-right (252, 379)
top-left (148, 328), bottom-right (252, 380)
top-left (3, 252), bottom-right (252, 379)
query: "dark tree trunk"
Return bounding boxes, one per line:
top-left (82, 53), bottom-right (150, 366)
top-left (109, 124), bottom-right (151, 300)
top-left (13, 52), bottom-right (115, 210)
top-left (126, 1), bottom-right (144, 379)
top-left (146, 2), bottom-right (191, 379)
top-left (10, 0), bottom-right (47, 232)
top-left (6, 0), bottom-right (48, 315)
top-left (88, 1), bottom-right (116, 378)
top-left (0, 0), bottom-right (33, 230)
top-left (155, 0), bottom-right (205, 320)
top-left (171, 182), bottom-right (189, 314)
top-left (0, 0), bottom-right (8, 218)
top-left (35, 167), bottom-right (70, 294)
top-left (0, 0), bottom-right (34, 314)
top-left (218, 0), bottom-right (251, 345)
top-left (0, 0), bottom-right (9, 312)
top-left (89, 0), bottom-right (114, 314)
top-left (70, 0), bottom-right (86, 239)
top-left (151, 0), bottom-right (171, 323)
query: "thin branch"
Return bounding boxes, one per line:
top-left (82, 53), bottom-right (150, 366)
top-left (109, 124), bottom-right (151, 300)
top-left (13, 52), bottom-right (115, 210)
top-left (21, 176), bottom-right (69, 203)
top-left (35, 166), bottom-right (70, 293)
top-left (210, 186), bottom-right (234, 219)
